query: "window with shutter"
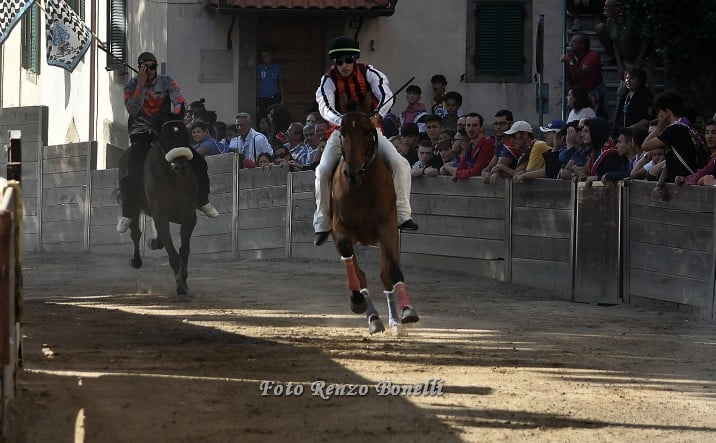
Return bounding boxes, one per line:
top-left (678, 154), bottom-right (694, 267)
top-left (107, 0), bottom-right (127, 72)
top-left (21, 2), bottom-right (41, 75)
top-left (466, 0), bottom-right (532, 83)
top-left (66, 0), bottom-right (85, 19)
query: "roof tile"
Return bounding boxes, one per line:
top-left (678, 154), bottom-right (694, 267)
top-left (208, 0), bottom-right (391, 10)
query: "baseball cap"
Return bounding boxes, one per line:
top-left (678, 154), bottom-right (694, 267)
top-left (539, 119), bottom-right (566, 133)
top-left (504, 120), bottom-right (533, 135)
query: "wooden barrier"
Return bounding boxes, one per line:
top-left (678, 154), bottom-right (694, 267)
top-left (625, 181), bottom-right (716, 318)
top-left (574, 182), bottom-right (622, 304)
top-left (3, 145), bottom-right (714, 319)
top-left (0, 181), bottom-right (22, 434)
top-left (0, 106), bottom-right (48, 252)
top-left (402, 176), bottom-right (507, 279)
top-left (511, 179), bottom-right (574, 299)
top-left (41, 142), bottom-right (96, 252)
top-left (237, 164), bottom-right (290, 260)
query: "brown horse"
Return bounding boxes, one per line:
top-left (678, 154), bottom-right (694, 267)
top-left (331, 112), bottom-right (419, 335)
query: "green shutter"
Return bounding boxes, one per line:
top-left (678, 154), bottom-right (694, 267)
top-left (107, 0), bottom-right (127, 71)
top-left (21, 2), bottom-right (41, 74)
top-left (475, 0), bottom-right (524, 76)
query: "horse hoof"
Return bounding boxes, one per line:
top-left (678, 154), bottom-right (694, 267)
top-left (400, 307), bottom-right (420, 324)
top-left (368, 315), bottom-right (385, 334)
top-left (130, 258), bottom-right (142, 269)
top-left (350, 291), bottom-right (367, 314)
top-left (391, 324), bottom-right (406, 337)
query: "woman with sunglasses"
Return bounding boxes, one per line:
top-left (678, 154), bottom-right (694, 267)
top-left (117, 51), bottom-right (218, 233)
top-left (312, 36), bottom-right (418, 246)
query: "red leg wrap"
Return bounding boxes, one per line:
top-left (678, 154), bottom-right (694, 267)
top-left (394, 281), bottom-right (410, 308)
top-left (342, 256), bottom-right (361, 292)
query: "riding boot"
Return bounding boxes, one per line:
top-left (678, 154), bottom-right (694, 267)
top-left (118, 133), bottom-right (153, 219)
top-left (313, 131), bottom-right (342, 233)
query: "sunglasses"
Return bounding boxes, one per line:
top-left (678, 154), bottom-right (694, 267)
top-left (141, 63), bottom-right (157, 71)
top-left (334, 56), bottom-right (355, 66)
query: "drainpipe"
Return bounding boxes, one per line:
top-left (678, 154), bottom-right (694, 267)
top-left (89, 0), bottom-right (97, 144)
top-left (561, 0), bottom-right (567, 120)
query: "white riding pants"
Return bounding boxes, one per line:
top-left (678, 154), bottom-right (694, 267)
top-left (313, 129), bottom-right (412, 232)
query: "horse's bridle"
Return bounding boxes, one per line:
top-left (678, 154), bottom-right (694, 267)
top-left (159, 120), bottom-right (194, 163)
top-left (339, 116), bottom-right (379, 176)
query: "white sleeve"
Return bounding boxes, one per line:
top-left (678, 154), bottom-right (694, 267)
top-left (366, 65), bottom-right (394, 118)
top-left (316, 75), bottom-right (342, 126)
top-left (229, 137), bottom-right (239, 149)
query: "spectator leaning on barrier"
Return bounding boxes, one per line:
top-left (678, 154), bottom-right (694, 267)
top-left (512, 120), bottom-right (552, 183)
top-left (676, 120), bottom-right (716, 186)
top-left (487, 121), bottom-right (534, 183)
top-left (440, 129), bottom-right (468, 177)
top-left (453, 113), bottom-right (496, 181)
top-left (599, 126), bottom-right (647, 187)
top-left (642, 91), bottom-right (707, 196)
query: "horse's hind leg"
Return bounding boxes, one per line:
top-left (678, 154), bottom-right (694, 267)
top-left (178, 216), bottom-right (196, 290)
top-left (336, 237), bottom-right (384, 334)
top-left (130, 217), bottom-right (142, 269)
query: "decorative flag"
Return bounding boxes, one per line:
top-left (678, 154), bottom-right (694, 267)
top-left (0, 0), bottom-right (37, 45)
top-left (45, 0), bottom-right (92, 72)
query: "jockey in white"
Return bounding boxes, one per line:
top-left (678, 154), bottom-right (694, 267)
top-left (313, 36), bottom-right (418, 246)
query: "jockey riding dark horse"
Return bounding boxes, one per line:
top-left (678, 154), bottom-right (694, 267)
top-left (117, 51), bottom-right (218, 234)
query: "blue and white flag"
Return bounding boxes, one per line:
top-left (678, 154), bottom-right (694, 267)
top-left (45, 0), bottom-right (92, 72)
top-left (0, 0), bottom-right (37, 45)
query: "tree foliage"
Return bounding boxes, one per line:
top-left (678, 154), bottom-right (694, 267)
top-left (622, 0), bottom-right (716, 116)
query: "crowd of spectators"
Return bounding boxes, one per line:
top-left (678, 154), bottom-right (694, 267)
top-left (186, 66), bottom-right (714, 200)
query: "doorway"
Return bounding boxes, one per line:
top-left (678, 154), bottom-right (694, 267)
top-left (257, 16), bottom-right (328, 126)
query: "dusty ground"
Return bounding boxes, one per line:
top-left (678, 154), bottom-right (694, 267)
top-left (3, 251), bottom-right (716, 442)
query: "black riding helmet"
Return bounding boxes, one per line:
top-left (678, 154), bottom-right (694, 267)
top-left (137, 52), bottom-right (157, 65)
top-left (328, 36), bottom-right (360, 60)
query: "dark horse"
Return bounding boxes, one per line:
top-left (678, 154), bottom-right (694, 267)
top-left (331, 112), bottom-right (419, 335)
top-left (127, 119), bottom-right (198, 299)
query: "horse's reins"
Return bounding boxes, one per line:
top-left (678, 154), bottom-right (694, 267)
top-left (337, 76), bottom-right (415, 178)
top-left (339, 118), bottom-right (379, 176)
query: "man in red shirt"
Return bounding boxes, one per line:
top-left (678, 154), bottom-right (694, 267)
top-left (454, 112), bottom-right (496, 180)
top-left (561, 34), bottom-right (605, 106)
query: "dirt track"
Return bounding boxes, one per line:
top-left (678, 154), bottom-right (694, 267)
top-left (5, 252), bottom-right (716, 442)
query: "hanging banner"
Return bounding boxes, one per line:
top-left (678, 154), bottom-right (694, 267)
top-left (0, 0), bottom-right (37, 45)
top-left (45, 0), bottom-right (92, 72)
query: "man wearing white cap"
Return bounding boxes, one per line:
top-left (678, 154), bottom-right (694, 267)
top-left (488, 121), bottom-right (533, 181)
top-left (513, 120), bottom-right (560, 183)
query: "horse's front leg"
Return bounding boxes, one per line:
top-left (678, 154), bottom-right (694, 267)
top-left (129, 217), bottom-right (142, 269)
top-left (154, 216), bottom-right (187, 298)
top-left (178, 214), bottom-right (197, 289)
top-left (335, 235), bottom-right (384, 334)
top-left (378, 224), bottom-right (419, 329)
